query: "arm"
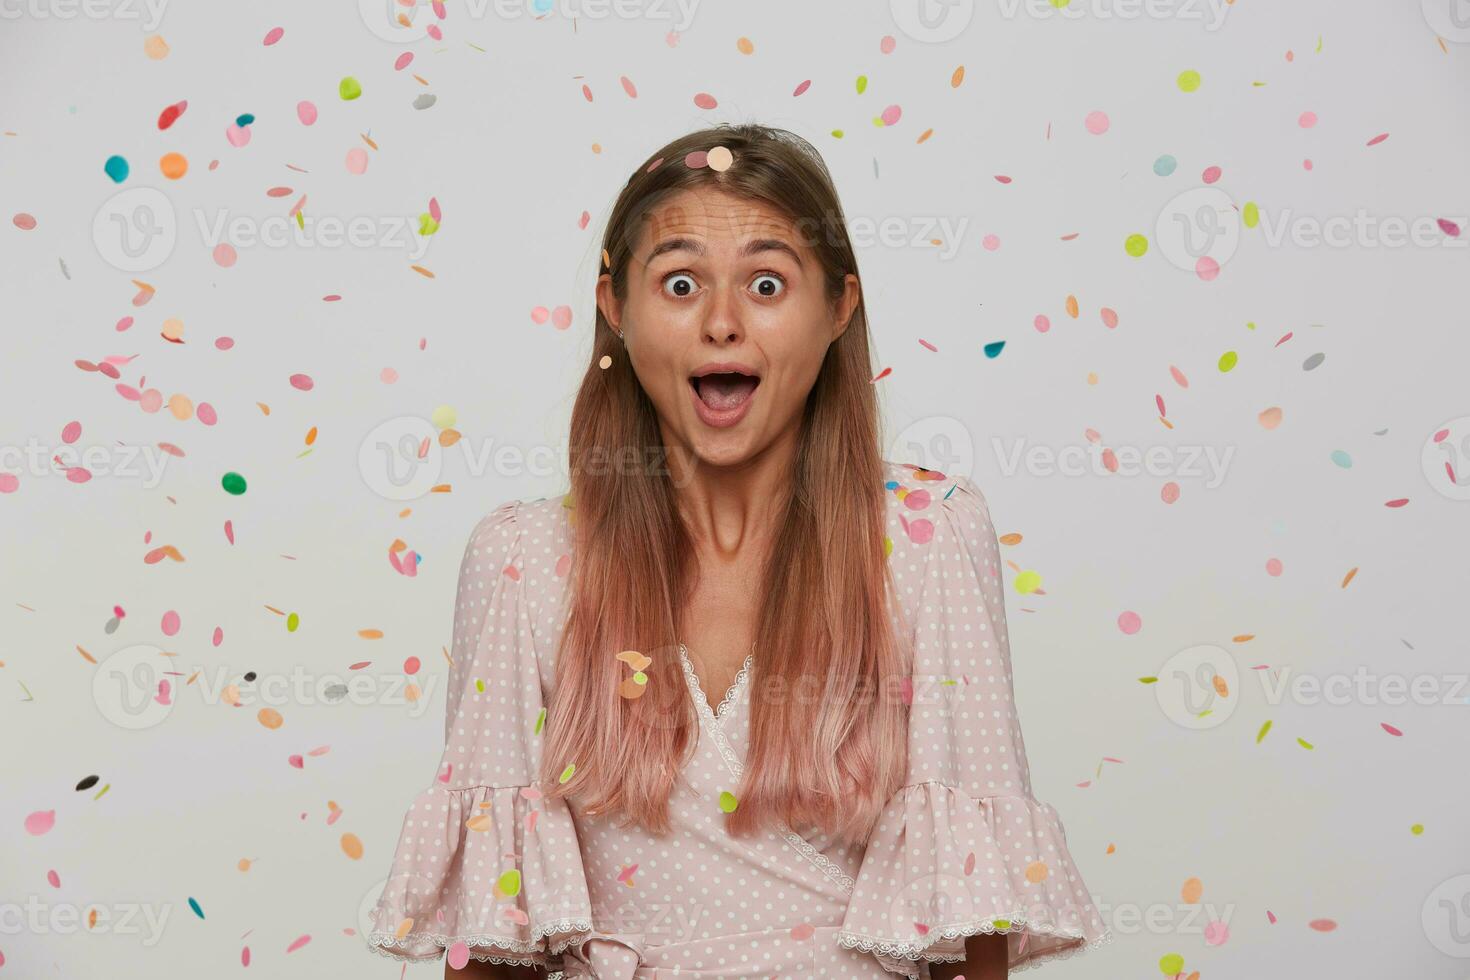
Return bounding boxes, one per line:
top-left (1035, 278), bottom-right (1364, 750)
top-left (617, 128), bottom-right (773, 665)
top-left (927, 933), bottom-right (1008, 980)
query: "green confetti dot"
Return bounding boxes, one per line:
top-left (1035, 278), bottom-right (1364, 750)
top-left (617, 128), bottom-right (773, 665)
top-left (286, 612), bottom-right (300, 632)
top-left (430, 404), bottom-right (456, 429)
top-left (993, 918), bottom-right (1011, 929)
top-left (1014, 569), bottom-right (1041, 594)
top-left (1412, 823), bottom-right (1424, 835)
top-left (1255, 719), bottom-right (1273, 743)
top-left (1218, 351), bottom-right (1238, 373)
top-left (1138, 676), bottom-right (1159, 684)
top-left (339, 76), bottom-right (362, 101)
top-left (496, 869), bottom-right (521, 897)
top-left (1124, 234), bottom-right (1149, 257)
top-left (475, 678), bottom-right (485, 693)
top-left (1246, 321), bottom-right (1256, 330)
top-left (221, 471), bottom-right (247, 495)
top-left (1243, 201), bottom-right (1260, 228)
top-left (1296, 737), bottom-right (1314, 750)
top-left (558, 762), bottom-right (575, 783)
top-left (831, 129), bottom-right (845, 139)
top-left (535, 707), bottom-right (546, 734)
top-left (1177, 70), bottom-right (1201, 92)
top-left (718, 790), bottom-right (739, 813)
top-left (633, 670), bottom-right (647, 685)
top-left (418, 213), bottom-right (440, 236)
top-left (1159, 953), bottom-right (1184, 976)
top-left (855, 75), bottom-right (867, 95)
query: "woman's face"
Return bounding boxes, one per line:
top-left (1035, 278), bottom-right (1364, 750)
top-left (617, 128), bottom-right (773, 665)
top-left (596, 186), bottom-right (860, 470)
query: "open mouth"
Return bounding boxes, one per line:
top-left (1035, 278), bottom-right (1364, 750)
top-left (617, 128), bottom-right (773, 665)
top-left (689, 371), bottom-right (761, 411)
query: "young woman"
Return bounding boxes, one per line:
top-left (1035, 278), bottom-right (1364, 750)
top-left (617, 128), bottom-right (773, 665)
top-left (367, 124), bottom-right (1111, 979)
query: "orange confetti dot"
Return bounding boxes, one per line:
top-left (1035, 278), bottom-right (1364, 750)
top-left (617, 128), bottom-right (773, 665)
top-left (257, 707), bottom-right (283, 729)
top-left (1024, 861), bottom-right (1049, 883)
top-left (340, 833), bottom-right (364, 860)
top-left (159, 152), bottom-right (188, 179)
top-left (1182, 877), bottom-right (1204, 903)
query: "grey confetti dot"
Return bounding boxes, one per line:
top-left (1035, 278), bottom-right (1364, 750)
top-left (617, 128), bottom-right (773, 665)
top-left (413, 94), bottom-right (437, 111)
top-left (1302, 352), bottom-right (1325, 371)
top-left (59, 257), bottom-right (71, 280)
top-left (324, 683), bottom-right (349, 702)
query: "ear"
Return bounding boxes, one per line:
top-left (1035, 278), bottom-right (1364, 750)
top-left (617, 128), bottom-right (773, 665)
top-left (830, 273), bottom-right (860, 341)
top-left (596, 273), bottom-right (622, 333)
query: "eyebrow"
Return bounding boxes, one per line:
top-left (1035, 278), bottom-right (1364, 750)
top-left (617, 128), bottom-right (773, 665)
top-left (644, 236), bottom-right (804, 267)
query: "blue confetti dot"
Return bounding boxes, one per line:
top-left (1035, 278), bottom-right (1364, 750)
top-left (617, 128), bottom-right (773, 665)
top-left (1153, 154), bottom-right (1177, 177)
top-left (1330, 450), bottom-right (1352, 469)
top-left (188, 897), bottom-right (204, 919)
top-left (983, 340), bottom-right (1006, 359)
top-left (104, 155), bottom-right (129, 183)
top-left (235, 113), bottom-right (255, 127)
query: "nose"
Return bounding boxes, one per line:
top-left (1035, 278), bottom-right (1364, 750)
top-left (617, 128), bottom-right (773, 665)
top-left (699, 280), bottom-right (745, 346)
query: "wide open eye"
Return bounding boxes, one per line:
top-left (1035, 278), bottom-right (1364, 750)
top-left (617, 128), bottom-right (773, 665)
top-left (662, 273), bottom-right (698, 298)
top-left (750, 273), bottom-right (785, 298)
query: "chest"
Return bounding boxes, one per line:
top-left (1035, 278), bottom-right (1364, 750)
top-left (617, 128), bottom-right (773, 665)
top-left (679, 559), bottom-right (761, 706)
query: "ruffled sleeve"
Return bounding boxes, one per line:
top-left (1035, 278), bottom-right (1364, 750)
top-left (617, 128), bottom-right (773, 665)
top-left (367, 500), bottom-right (595, 972)
top-left (838, 473), bottom-right (1113, 975)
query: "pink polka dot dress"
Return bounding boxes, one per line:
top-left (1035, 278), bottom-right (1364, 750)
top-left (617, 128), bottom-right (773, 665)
top-left (367, 460), bottom-right (1112, 977)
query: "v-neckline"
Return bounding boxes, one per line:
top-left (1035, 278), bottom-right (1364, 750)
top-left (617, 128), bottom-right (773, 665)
top-left (678, 642), bottom-right (754, 725)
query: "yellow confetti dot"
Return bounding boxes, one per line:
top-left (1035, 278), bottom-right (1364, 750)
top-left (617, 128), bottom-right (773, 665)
top-left (475, 678), bottom-right (485, 693)
top-left (1218, 351), bottom-right (1238, 372)
top-left (431, 405), bottom-right (457, 429)
top-left (1177, 69), bottom-right (1202, 92)
top-left (1411, 823), bottom-right (1424, 835)
top-left (1243, 202), bottom-right (1260, 228)
top-left (1014, 570), bottom-right (1041, 594)
top-left (718, 791), bottom-right (739, 812)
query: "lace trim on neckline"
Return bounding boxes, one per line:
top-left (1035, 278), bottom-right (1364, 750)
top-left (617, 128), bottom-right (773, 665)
top-left (677, 642), bottom-right (753, 724)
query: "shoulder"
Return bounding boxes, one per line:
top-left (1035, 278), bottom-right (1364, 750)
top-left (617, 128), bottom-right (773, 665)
top-left (457, 492), bottom-right (576, 608)
top-left (880, 459), bottom-right (995, 557)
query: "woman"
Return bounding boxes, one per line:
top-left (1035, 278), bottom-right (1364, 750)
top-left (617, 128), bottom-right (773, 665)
top-left (367, 124), bottom-right (1111, 978)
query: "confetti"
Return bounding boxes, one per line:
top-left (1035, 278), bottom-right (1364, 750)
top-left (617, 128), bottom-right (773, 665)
top-left (339, 77), bottom-right (363, 101)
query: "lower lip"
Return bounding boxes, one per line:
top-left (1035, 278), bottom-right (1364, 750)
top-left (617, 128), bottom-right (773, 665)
top-left (689, 378), bottom-right (758, 429)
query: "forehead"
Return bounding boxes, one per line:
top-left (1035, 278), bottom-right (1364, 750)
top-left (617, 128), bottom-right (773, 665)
top-left (634, 186), bottom-right (803, 252)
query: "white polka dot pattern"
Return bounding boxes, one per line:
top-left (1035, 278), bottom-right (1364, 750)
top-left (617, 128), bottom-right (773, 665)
top-left (366, 463), bottom-right (1112, 978)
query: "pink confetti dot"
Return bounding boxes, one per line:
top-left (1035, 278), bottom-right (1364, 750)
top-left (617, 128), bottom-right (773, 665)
top-left (213, 627), bottom-right (224, 647)
top-left (62, 421), bottom-right (81, 444)
top-left (1084, 110), bottom-right (1110, 135)
top-left (446, 942), bottom-right (471, 970)
top-left (1204, 921), bottom-right (1230, 946)
top-left (404, 656), bottom-right (421, 676)
top-left (394, 52), bottom-right (414, 71)
top-left (1437, 218), bottom-right (1461, 237)
top-left (1195, 256), bottom-right (1220, 281)
top-left (1308, 919), bottom-right (1337, 932)
top-left (880, 35), bottom-right (896, 53)
top-left (116, 316), bottom-right (134, 331)
top-left (552, 305), bottom-right (573, 330)
top-left (213, 243), bottom-right (237, 267)
top-left (693, 92), bottom-right (718, 110)
top-left (982, 234), bottom-right (1000, 251)
top-left (25, 810), bottom-right (56, 836)
top-left (1303, 158), bottom-right (1313, 171)
top-left (1299, 110), bottom-right (1318, 128)
top-left (297, 101), bottom-right (318, 126)
top-left (0, 474), bottom-right (18, 494)
top-left (1033, 315), bottom-right (1051, 333)
top-left (880, 104), bottom-right (902, 126)
top-left (793, 79), bottom-right (811, 97)
top-left (47, 870), bottom-right (60, 888)
top-left (345, 148), bottom-right (369, 175)
top-left (215, 336), bottom-right (234, 350)
top-left (263, 26), bottom-right (284, 45)
top-left (530, 306), bottom-right (550, 325)
top-left (161, 610), bottom-right (181, 636)
top-left (380, 367), bottom-right (399, 384)
top-left (289, 373), bottom-right (314, 391)
top-left (285, 935), bottom-right (311, 953)
top-left (1266, 558), bottom-right (1283, 576)
top-left (226, 124), bottom-right (251, 147)
top-left (1202, 165), bottom-right (1221, 184)
top-left (197, 402), bottom-right (217, 425)
top-left (1117, 610), bottom-right (1142, 634)
top-left (1161, 482), bottom-right (1180, 504)
top-left (13, 213), bottom-right (37, 230)
top-left (1100, 307), bottom-right (1119, 329)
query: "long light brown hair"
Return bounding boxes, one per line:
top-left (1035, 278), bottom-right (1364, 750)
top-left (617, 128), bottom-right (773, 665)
top-left (539, 123), bottom-right (910, 847)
